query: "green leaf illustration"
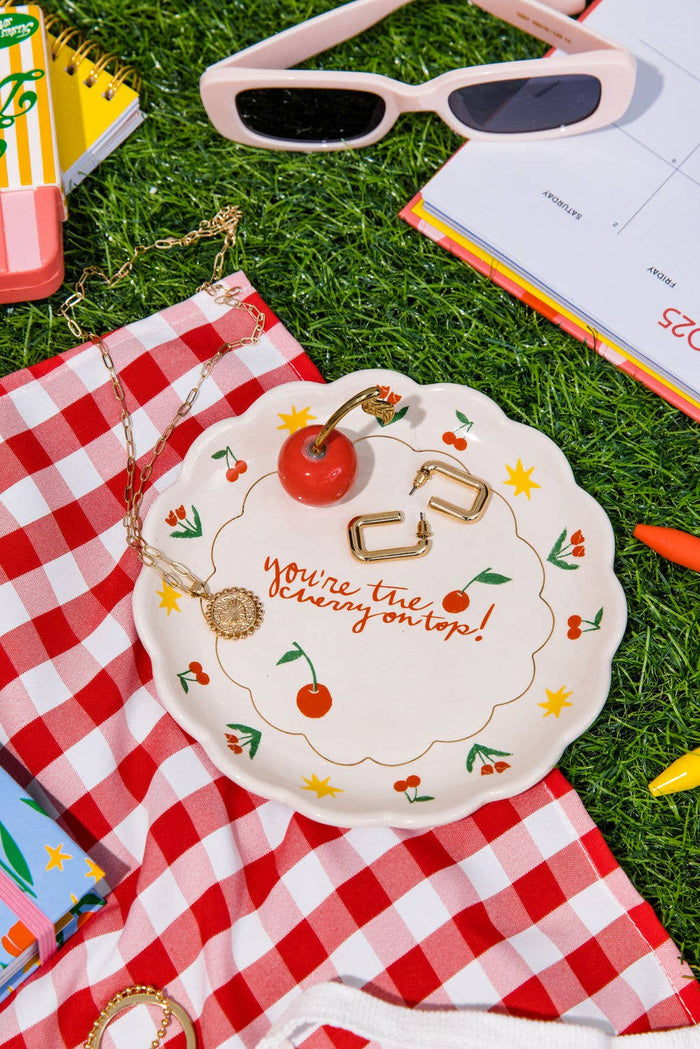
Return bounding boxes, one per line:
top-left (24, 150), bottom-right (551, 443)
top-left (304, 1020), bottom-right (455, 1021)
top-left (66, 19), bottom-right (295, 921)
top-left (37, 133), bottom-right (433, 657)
top-left (415, 795), bottom-right (435, 803)
top-left (473, 569), bottom-right (511, 586)
top-left (465, 744), bottom-right (482, 774)
top-left (549, 557), bottom-right (579, 572)
top-left (70, 892), bottom-right (106, 916)
top-left (277, 648), bottom-right (304, 665)
top-left (0, 857), bottom-right (36, 897)
top-left (593, 607), bottom-right (604, 627)
top-left (178, 675), bottom-right (190, 694)
top-left (0, 820), bottom-right (33, 885)
top-left (20, 797), bottom-right (48, 816)
top-left (227, 723), bottom-right (262, 759)
top-left (211, 449), bottom-right (228, 460)
top-left (455, 411), bottom-right (472, 427)
top-left (547, 527), bottom-right (579, 570)
top-left (548, 527), bottom-right (568, 560)
top-left (170, 505), bottom-right (203, 538)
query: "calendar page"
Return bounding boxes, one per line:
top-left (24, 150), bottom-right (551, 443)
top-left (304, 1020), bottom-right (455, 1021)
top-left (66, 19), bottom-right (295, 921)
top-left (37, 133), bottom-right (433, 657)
top-left (420, 0), bottom-right (700, 407)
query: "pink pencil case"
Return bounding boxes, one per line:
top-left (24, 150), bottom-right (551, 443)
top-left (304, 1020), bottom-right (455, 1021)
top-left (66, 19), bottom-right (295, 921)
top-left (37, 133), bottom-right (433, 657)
top-left (0, 186), bottom-right (64, 303)
top-left (0, 6), bottom-right (66, 304)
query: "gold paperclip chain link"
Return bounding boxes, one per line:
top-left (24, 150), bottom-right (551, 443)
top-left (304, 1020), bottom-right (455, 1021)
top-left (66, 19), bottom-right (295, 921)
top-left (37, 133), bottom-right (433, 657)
top-left (59, 207), bottom-right (265, 599)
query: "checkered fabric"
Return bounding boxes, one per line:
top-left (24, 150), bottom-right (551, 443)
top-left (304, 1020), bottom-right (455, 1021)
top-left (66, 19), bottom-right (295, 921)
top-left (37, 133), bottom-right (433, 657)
top-left (1, 275), bottom-right (698, 1049)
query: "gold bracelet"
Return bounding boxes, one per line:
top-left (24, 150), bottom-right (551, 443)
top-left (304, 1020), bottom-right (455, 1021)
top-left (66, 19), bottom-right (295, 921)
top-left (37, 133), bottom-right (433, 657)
top-left (84, 985), bottom-right (197, 1049)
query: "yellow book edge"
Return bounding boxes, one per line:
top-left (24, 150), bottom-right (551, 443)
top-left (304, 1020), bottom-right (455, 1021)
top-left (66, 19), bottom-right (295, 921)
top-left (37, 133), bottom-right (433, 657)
top-left (44, 15), bottom-right (142, 185)
top-left (408, 196), bottom-right (700, 418)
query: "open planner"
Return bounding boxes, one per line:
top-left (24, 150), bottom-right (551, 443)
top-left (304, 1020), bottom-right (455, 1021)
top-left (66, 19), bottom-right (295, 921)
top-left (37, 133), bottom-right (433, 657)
top-left (403, 0), bottom-right (700, 421)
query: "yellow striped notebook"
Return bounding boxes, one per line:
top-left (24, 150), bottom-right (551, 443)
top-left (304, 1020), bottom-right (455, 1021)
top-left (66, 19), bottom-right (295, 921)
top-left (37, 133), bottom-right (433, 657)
top-left (0, 4), bottom-right (65, 301)
top-left (0, 4), bottom-right (62, 196)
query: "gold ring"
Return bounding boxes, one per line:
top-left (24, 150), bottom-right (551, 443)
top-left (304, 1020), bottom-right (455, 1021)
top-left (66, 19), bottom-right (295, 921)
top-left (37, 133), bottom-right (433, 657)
top-left (87, 987), bottom-right (197, 1049)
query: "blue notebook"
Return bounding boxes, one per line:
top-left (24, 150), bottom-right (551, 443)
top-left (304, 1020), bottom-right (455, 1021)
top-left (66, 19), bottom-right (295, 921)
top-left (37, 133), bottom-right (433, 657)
top-left (0, 763), bottom-right (107, 1001)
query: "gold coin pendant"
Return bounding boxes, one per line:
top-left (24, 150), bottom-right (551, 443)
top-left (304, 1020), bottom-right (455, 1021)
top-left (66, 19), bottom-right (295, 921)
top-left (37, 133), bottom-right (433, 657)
top-left (204, 587), bottom-right (264, 640)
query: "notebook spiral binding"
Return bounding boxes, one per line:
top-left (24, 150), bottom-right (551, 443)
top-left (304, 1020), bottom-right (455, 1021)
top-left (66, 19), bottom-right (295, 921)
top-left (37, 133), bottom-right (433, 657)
top-left (44, 16), bottom-right (142, 100)
top-left (0, 1), bottom-right (141, 99)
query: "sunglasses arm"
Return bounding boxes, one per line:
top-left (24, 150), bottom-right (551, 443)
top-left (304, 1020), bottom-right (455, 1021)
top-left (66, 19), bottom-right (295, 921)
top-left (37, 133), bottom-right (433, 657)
top-left (215, 0), bottom-right (603, 74)
top-left (221, 0), bottom-right (419, 70)
top-left (475, 0), bottom-right (623, 54)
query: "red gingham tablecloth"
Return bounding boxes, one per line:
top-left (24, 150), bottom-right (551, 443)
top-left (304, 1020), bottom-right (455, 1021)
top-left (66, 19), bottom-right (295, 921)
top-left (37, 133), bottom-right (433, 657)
top-left (1, 274), bottom-right (699, 1049)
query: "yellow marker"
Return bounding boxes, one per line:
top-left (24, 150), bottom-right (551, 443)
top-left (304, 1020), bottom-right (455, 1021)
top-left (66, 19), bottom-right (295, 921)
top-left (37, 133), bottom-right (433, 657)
top-left (648, 748), bottom-right (700, 797)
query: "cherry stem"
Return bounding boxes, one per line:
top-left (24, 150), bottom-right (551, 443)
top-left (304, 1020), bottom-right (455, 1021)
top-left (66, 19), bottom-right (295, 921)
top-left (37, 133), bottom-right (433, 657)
top-left (460, 567), bottom-right (491, 592)
top-left (311, 386), bottom-right (393, 455)
top-left (292, 641), bottom-right (317, 691)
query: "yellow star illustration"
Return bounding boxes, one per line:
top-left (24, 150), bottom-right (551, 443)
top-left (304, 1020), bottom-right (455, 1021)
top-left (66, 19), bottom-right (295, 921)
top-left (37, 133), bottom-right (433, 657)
top-left (157, 582), bottom-right (182, 615)
top-left (504, 459), bottom-right (541, 499)
top-left (539, 686), bottom-right (574, 718)
top-left (85, 857), bottom-right (105, 882)
top-left (45, 843), bottom-right (72, 872)
top-left (277, 405), bottom-right (316, 435)
top-left (302, 773), bottom-right (343, 799)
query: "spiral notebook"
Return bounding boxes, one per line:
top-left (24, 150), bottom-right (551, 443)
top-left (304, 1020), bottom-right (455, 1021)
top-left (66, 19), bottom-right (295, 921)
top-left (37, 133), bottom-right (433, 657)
top-left (45, 16), bottom-right (144, 192)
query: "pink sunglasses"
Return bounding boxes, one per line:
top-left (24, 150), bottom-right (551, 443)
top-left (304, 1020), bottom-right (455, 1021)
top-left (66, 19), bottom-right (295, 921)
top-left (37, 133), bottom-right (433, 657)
top-left (200, 0), bottom-right (636, 151)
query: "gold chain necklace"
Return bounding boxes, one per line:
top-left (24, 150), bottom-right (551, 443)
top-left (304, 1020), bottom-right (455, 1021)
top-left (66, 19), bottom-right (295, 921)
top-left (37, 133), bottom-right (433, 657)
top-left (59, 206), bottom-right (264, 640)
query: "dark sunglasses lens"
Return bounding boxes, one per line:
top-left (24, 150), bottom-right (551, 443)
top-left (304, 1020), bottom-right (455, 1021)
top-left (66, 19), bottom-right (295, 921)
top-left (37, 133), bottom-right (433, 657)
top-left (236, 87), bottom-right (386, 143)
top-left (448, 74), bottom-right (601, 134)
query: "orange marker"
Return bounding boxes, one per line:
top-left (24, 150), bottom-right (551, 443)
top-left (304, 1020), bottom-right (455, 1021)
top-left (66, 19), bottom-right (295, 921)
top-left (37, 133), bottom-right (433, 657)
top-left (633, 524), bottom-right (700, 574)
top-left (649, 748), bottom-right (700, 797)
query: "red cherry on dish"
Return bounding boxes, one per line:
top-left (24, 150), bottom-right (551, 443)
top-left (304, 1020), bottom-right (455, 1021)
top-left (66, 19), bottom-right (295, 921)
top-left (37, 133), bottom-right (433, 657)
top-left (442, 590), bottom-right (469, 614)
top-left (296, 682), bottom-right (333, 718)
top-left (278, 425), bottom-right (357, 506)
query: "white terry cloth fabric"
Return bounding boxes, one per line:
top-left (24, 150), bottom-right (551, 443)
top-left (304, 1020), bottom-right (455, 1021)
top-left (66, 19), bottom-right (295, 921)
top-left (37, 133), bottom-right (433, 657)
top-left (255, 983), bottom-right (700, 1049)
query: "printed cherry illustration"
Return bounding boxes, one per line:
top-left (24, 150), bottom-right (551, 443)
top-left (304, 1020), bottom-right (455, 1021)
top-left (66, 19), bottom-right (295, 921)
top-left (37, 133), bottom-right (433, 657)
top-left (177, 660), bottom-right (210, 692)
top-left (188, 661), bottom-right (210, 685)
top-left (225, 461), bottom-right (248, 482)
top-left (442, 567), bottom-right (511, 614)
top-left (277, 641), bottom-right (332, 718)
top-left (212, 446), bottom-right (248, 482)
top-left (442, 412), bottom-right (473, 450)
top-left (278, 386), bottom-right (395, 505)
top-left (442, 589), bottom-right (471, 614)
top-left (393, 774), bottom-right (434, 804)
top-left (567, 614), bottom-right (582, 639)
top-left (442, 432), bottom-right (467, 451)
top-left (565, 608), bottom-right (602, 639)
top-left (466, 742), bottom-right (512, 776)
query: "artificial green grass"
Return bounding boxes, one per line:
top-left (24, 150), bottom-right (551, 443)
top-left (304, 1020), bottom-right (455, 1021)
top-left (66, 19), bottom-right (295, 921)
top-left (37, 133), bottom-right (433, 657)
top-left (3, 0), bottom-right (700, 978)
